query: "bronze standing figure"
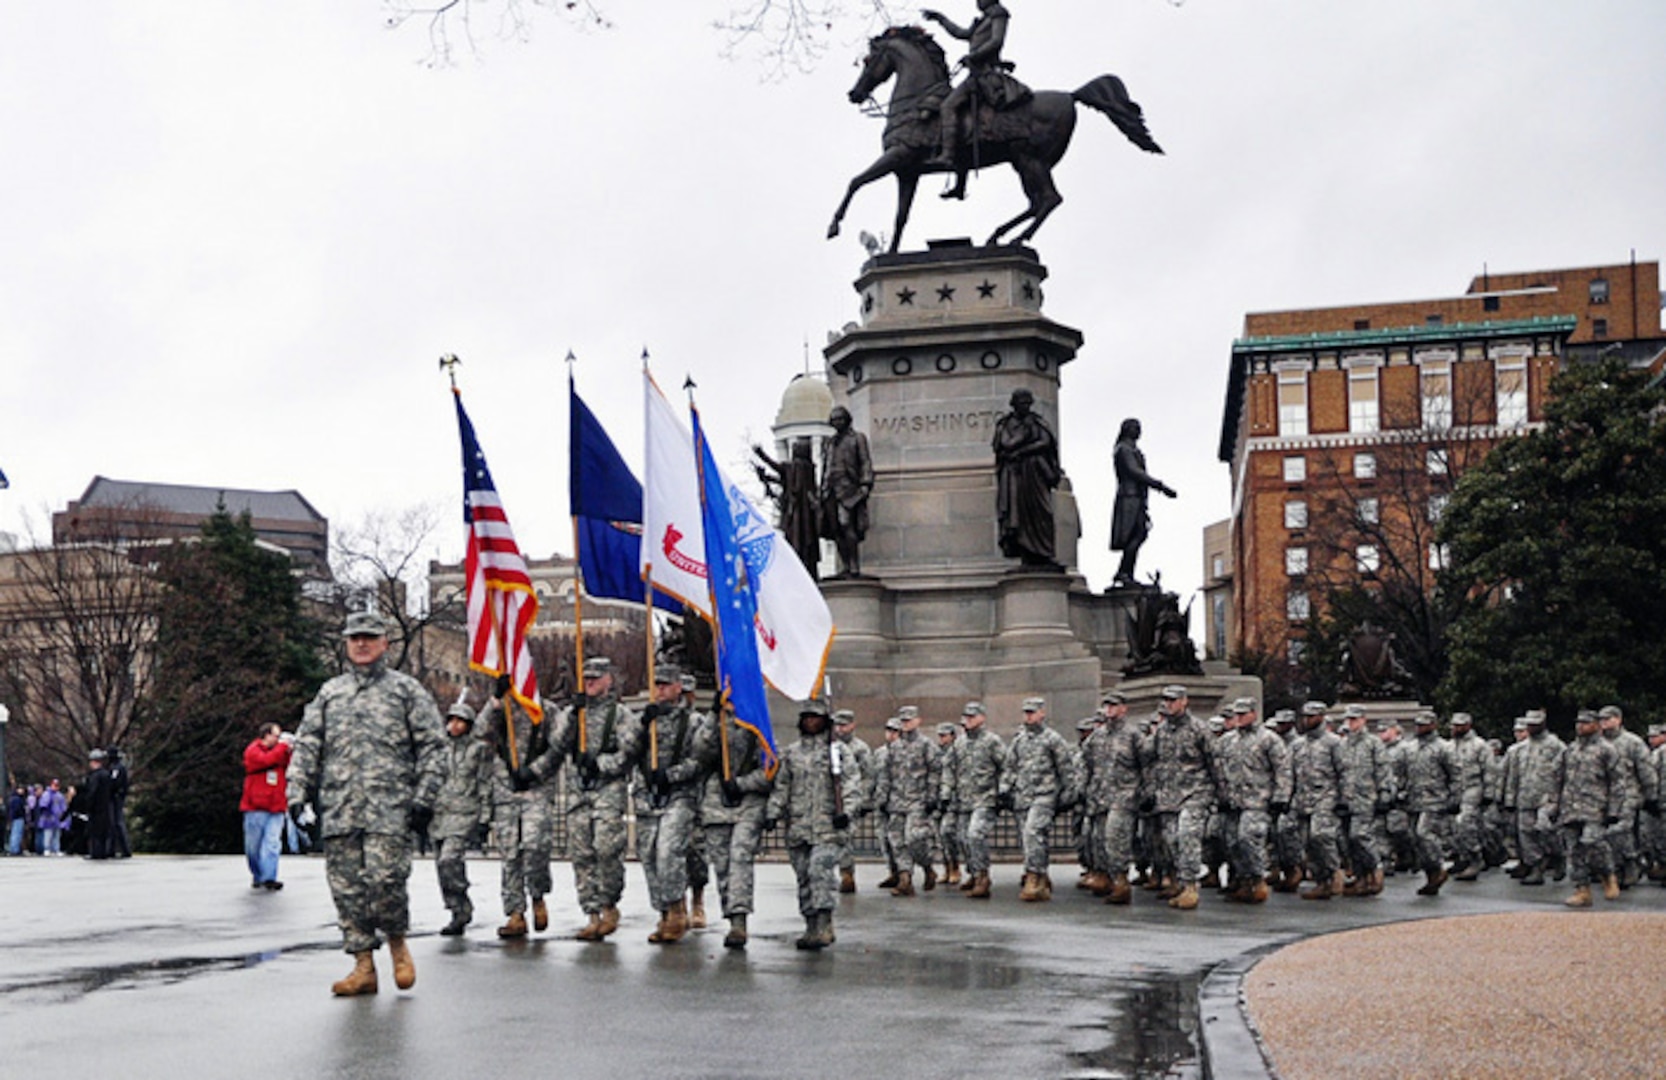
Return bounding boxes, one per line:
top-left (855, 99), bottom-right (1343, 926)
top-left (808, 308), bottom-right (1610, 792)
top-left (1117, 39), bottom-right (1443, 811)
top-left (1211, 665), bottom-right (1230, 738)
top-left (991, 389), bottom-right (1061, 568)
top-left (1109, 418), bottom-right (1176, 588)
top-left (820, 407), bottom-right (875, 577)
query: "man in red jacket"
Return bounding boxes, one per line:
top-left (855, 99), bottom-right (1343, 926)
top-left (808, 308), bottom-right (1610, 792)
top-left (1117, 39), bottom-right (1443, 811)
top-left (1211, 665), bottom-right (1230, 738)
top-left (242, 722), bottom-right (294, 890)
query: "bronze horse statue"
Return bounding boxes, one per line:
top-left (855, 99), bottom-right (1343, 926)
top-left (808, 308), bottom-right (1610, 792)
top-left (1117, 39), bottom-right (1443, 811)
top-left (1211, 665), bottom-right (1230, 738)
top-left (827, 26), bottom-right (1163, 254)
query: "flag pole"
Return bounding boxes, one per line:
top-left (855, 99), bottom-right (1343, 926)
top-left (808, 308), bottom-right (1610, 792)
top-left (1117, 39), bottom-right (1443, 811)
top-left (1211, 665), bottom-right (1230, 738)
top-left (641, 349), bottom-right (661, 775)
top-left (688, 379), bottom-right (733, 783)
top-left (568, 352), bottom-right (589, 757)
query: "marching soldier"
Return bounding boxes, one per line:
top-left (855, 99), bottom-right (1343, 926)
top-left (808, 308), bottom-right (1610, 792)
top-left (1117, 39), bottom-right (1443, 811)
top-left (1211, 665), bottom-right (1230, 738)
top-left (1141, 686), bottom-right (1217, 910)
top-left (562, 657), bottom-right (643, 942)
top-left (1337, 705), bottom-right (1384, 896)
top-left (695, 697), bottom-right (774, 949)
top-left (1505, 710), bottom-right (1565, 885)
top-left (937, 722), bottom-right (967, 886)
top-left (1291, 702), bottom-right (1347, 901)
top-left (1600, 704), bottom-right (1660, 888)
top-left (879, 706), bottom-right (941, 896)
top-left (1447, 712), bottom-right (1491, 881)
top-left (1269, 709), bottom-right (1306, 892)
top-left (765, 701), bottom-right (864, 949)
top-left (481, 677), bottom-right (562, 939)
top-left (1217, 698), bottom-right (1289, 905)
top-left (433, 701), bottom-right (492, 936)
top-left (631, 664), bottom-right (705, 944)
top-left (1403, 710), bottom-right (1459, 896)
top-left (1553, 709), bottom-right (1623, 907)
top-left (954, 702), bottom-right (1005, 899)
top-left (1000, 697), bottom-right (1078, 902)
top-left (832, 709), bottom-right (871, 894)
top-left (1092, 692), bottom-right (1143, 906)
top-left (871, 718), bottom-right (903, 889)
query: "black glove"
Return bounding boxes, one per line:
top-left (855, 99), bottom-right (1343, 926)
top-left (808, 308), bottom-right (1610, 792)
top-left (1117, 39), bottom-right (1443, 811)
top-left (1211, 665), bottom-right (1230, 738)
top-left (1269, 801), bottom-right (1289, 817)
top-left (494, 673), bottom-right (512, 698)
top-left (1480, 796), bottom-right (1494, 808)
top-left (996, 791), bottom-right (1015, 812)
top-left (1503, 803), bottom-right (1516, 814)
top-left (569, 692), bottom-right (590, 712)
top-left (1374, 797), bottom-right (1392, 814)
top-left (710, 690), bottom-right (726, 716)
top-left (1447, 802), bottom-right (1462, 816)
top-left (720, 778), bottom-right (743, 808)
top-left (407, 803), bottom-right (434, 837)
top-left (832, 812), bottom-right (851, 831)
top-left (640, 703), bottom-right (666, 723)
top-left (650, 768), bottom-right (670, 793)
top-left (762, 817), bottom-right (778, 832)
top-left (1604, 814), bottom-right (1620, 827)
top-left (1334, 802), bottom-right (1351, 818)
top-left (510, 766), bottom-right (535, 793)
top-left (1645, 800), bottom-right (1661, 816)
top-left (925, 797), bottom-right (941, 814)
top-left (576, 755), bottom-right (600, 790)
top-left (467, 823), bottom-right (489, 850)
top-left (1138, 796), bottom-right (1156, 815)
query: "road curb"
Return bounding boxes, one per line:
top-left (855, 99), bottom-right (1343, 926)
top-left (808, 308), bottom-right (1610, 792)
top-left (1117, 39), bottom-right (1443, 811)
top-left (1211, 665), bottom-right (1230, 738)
top-left (1198, 943), bottom-right (1282, 1080)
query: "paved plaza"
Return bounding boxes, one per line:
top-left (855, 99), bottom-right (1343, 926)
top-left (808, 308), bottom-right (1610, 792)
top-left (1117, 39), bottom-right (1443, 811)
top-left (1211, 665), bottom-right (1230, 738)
top-left (3, 855), bottom-right (1663, 1078)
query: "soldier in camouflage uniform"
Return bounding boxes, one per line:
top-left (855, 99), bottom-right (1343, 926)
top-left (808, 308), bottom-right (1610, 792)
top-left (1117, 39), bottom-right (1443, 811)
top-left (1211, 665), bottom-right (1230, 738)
top-left (1336, 705), bottom-right (1384, 896)
top-left (1141, 685), bottom-right (1217, 910)
top-left (871, 719), bottom-right (902, 888)
top-left (433, 701), bottom-right (492, 936)
top-left (1447, 712), bottom-right (1491, 881)
top-left (1482, 735), bottom-right (1511, 869)
top-left (937, 722), bottom-right (967, 886)
top-left (1403, 710), bottom-right (1459, 896)
top-left (1201, 712), bottom-right (1235, 889)
top-left (1552, 709), bottom-right (1623, 906)
top-left (695, 700), bottom-right (774, 949)
top-left (286, 611), bottom-right (445, 996)
top-left (1505, 710), bottom-right (1565, 885)
top-left (1599, 704), bottom-right (1660, 888)
top-left (1088, 692), bottom-right (1141, 905)
top-left (1077, 693), bottom-right (1123, 897)
top-left (631, 664), bottom-right (706, 944)
top-left (1645, 724), bottom-right (1666, 881)
top-left (1290, 701), bottom-right (1347, 900)
top-left (678, 673), bottom-right (712, 929)
top-left (954, 701), bottom-right (1004, 899)
top-left (1217, 698), bottom-right (1289, 905)
top-left (1073, 716), bottom-right (1101, 890)
top-left (877, 705), bottom-right (941, 897)
top-left (480, 676), bottom-right (563, 939)
top-left (1269, 709), bottom-right (1306, 892)
top-left (765, 701), bottom-right (864, 949)
top-left (560, 657), bottom-right (643, 941)
top-left (1377, 719), bottom-right (1418, 875)
top-left (1000, 697), bottom-right (1078, 902)
top-left (832, 709), bottom-right (871, 894)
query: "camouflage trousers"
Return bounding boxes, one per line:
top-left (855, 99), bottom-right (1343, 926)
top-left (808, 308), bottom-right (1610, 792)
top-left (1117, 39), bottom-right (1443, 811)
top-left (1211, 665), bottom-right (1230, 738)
top-left (705, 810), bottom-right (766, 916)
top-left (939, 810), bottom-right (965, 867)
top-left (1606, 809), bottom-right (1640, 871)
top-left (434, 833), bottom-right (473, 920)
top-left (1412, 810), bottom-right (1448, 874)
top-left (687, 827), bottom-right (710, 891)
top-left (324, 832), bottom-right (412, 954)
top-left (1159, 804), bottom-right (1208, 882)
top-left (1642, 810), bottom-right (1666, 868)
top-left (569, 794), bottom-right (629, 915)
top-left (1300, 810), bottom-right (1343, 880)
top-left (887, 807), bottom-right (936, 874)
top-left (1380, 807), bottom-right (1415, 868)
top-left (1079, 808), bottom-right (1107, 873)
top-left (963, 807), bottom-right (996, 875)
top-left (1104, 808), bottom-right (1137, 876)
top-left (1517, 806), bottom-right (1562, 869)
top-left (1273, 810), bottom-right (1304, 872)
top-left (788, 841), bottom-right (840, 916)
top-left (1451, 803), bottom-right (1486, 867)
top-left (1019, 797), bottom-right (1058, 874)
top-left (636, 798), bottom-right (697, 912)
top-left (1225, 808), bottom-right (1271, 881)
top-left (1562, 820), bottom-right (1614, 886)
top-left (494, 791), bottom-right (554, 915)
top-left (1343, 813), bottom-right (1380, 874)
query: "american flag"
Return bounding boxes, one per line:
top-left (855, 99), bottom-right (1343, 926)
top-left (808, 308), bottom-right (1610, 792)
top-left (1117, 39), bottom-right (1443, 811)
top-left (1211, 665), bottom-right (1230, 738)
top-left (454, 390), bottom-right (541, 723)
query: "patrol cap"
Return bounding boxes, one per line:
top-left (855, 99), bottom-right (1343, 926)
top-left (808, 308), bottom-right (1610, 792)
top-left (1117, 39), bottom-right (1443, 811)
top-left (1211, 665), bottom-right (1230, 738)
top-left (1512, 718), bottom-right (1529, 732)
top-left (1598, 705), bottom-right (1623, 720)
top-left (962, 701), bottom-right (987, 717)
top-left (1647, 724), bottom-right (1665, 738)
top-left (884, 717), bottom-right (905, 732)
top-left (342, 610), bottom-right (388, 638)
top-left (798, 699), bottom-right (830, 718)
top-left (1207, 716), bottom-right (1226, 733)
top-left (88, 748), bottom-right (107, 761)
top-left (1342, 704), bottom-right (1367, 721)
top-left (582, 657), bottom-right (613, 679)
top-left (1272, 709), bottom-right (1297, 726)
top-left (1524, 709), bottom-right (1547, 725)
top-left (1232, 697), bottom-right (1258, 715)
top-left (1023, 696), bottom-right (1046, 712)
top-left (1450, 712), bottom-right (1474, 727)
top-left (1414, 710), bottom-right (1439, 726)
top-left (1076, 717), bottom-right (1098, 733)
top-left (1100, 689), bottom-right (1127, 706)
top-left (937, 722), bottom-right (959, 737)
top-left (1160, 685), bottom-right (1188, 700)
top-left (680, 672), bottom-right (697, 692)
top-left (1301, 700), bottom-right (1329, 717)
top-left (832, 709), bottom-right (857, 725)
top-left (897, 705), bottom-right (920, 720)
top-left (653, 663), bottom-right (682, 686)
top-left (1576, 708), bottom-right (1599, 724)
top-left (446, 702), bottom-right (476, 724)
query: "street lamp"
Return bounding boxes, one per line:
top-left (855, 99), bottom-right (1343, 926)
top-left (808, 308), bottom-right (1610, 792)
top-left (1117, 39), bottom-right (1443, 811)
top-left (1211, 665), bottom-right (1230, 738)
top-left (0, 702), bottom-right (9, 796)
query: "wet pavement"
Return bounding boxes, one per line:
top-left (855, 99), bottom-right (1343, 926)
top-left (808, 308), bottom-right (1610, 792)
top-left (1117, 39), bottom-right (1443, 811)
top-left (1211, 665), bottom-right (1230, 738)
top-left (4, 855), bottom-right (1658, 1078)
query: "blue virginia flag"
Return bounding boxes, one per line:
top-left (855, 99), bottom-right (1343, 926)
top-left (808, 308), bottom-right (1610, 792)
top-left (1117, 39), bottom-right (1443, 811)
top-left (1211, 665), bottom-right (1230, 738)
top-left (569, 380), bottom-right (678, 612)
top-left (693, 404), bottom-right (778, 769)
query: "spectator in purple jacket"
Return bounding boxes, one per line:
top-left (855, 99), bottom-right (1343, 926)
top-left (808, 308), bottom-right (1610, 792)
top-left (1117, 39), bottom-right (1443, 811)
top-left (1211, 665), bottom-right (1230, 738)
top-left (35, 779), bottom-right (68, 856)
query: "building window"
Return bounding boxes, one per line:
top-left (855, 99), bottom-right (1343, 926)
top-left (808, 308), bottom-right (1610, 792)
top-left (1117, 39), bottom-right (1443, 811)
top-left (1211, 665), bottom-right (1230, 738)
top-left (1278, 368), bottom-right (1308, 437)
top-left (1354, 452), bottom-right (1377, 480)
top-left (1348, 366), bottom-right (1380, 433)
top-left (1285, 546), bottom-right (1309, 576)
top-left (1429, 543), bottom-right (1451, 571)
top-left (1357, 544), bottom-right (1380, 574)
top-left (1285, 500), bottom-right (1308, 530)
top-left (1593, 317), bottom-right (1609, 339)
top-left (1358, 497), bottom-right (1380, 525)
top-left (1496, 356), bottom-right (1528, 428)
top-left (1589, 278), bottom-right (1610, 304)
top-left (1483, 295), bottom-right (1500, 312)
top-left (1211, 554), bottom-right (1225, 580)
top-left (1211, 594), bottom-right (1227, 658)
top-left (1288, 640), bottom-right (1307, 665)
top-left (1354, 319), bottom-right (1370, 331)
top-left (1427, 448), bottom-right (1449, 476)
top-left (1426, 314), bottom-right (1444, 327)
top-left (1428, 493), bottom-right (1449, 523)
top-left (1421, 360), bottom-right (1453, 430)
top-left (1287, 590), bottom-right (1311, 622)
top-left (1283, 455), bottom-right (1306, 483)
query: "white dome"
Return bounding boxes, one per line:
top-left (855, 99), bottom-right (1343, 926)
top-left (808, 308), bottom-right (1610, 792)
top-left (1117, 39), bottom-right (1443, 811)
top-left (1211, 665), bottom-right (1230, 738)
top-left (775, 374), bottom-right (835, 428)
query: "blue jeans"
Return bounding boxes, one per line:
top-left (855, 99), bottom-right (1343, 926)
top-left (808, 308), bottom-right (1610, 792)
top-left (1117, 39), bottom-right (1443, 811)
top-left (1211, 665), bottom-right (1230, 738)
top-left (243, 810), bottom-right (285, 884)
top-left (6, 818), bottom-right (23, 854)
top-left (40, 827), bottom-right (61, 855)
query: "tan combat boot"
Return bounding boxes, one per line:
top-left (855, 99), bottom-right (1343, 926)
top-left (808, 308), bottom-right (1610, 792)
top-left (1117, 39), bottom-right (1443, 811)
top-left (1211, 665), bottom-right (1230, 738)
top-left (877, 868), bottom-right (900, 890)
top-left (575, 912), bottom-right (604, 941)
top-left (839, 868), bottom-right (857, 894)
top-left (532, 897), bottom-right (549, 932)
top-left (1104, 874), bottom-right (1132, 905)
top-left (959, 869), bottom-right (978, 893)
top-left (331, 952), bottom-right (378, 997)
top-left (1603, 875), bottom-right (1621, 901)
top-left (689, 889), bottom-right (707, 929)
top-left (647, 908), bottom-right (672, 944)
top-left (1039, 873), bottom-right (1054, 901)
top-left (665, 899), bottom-right (689, 941)
top-left (724, 913), bottom-right (748, 949)
top-left (597, 906), bottom-right (621, 937)
top-left (945, 861), bottom-right (961, 887)
top-left (1019, 872), bottom-right (1044, 902)
top-left (891, 870), bottom-right (916, 897)
top-left (922, 865), bottom-right (938, 892)
top-left (497, 912), bottom-right (529, 939)
top-left (967, 872), bottom-right (992, 899)
top-left (1301, 875), bottom-right (1334, 901)
top-left (1416, 866), bottom-right (1448, 896)
top-left (1168, 883), bottom-right (1199, 910)
top-left (387, 936), bottom-right (416, 990)
top-left (1248, 879), bottom-right (1270, 904)
top-left (1565, 884), bottom-right (1593, 908)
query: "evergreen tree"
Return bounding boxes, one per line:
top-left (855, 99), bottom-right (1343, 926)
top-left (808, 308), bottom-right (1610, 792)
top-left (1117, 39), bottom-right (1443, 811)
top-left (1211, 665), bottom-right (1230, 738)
top-left (1438, 358), bottom-right (1666, 734)
top-left (131, 508), bottom-right (327, 852)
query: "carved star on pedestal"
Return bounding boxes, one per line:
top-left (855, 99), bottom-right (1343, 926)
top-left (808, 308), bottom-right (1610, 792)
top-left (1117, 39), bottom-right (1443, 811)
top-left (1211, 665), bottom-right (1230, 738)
top-left (1021, 280), bottom-right (1036, 301)
top-left (976, 279), bottom-right (997, 299)
top-left (936, 283), bottom-right (956, 303)
top-left (896, 286), bottom-right (917, 306)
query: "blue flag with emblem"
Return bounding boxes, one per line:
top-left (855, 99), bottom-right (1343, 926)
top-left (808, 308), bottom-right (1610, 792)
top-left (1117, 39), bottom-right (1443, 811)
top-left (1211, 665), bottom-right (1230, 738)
top-left (692, 402), bottom-right (778, 769)
top-left (569, 378), bottom-right (678, 612)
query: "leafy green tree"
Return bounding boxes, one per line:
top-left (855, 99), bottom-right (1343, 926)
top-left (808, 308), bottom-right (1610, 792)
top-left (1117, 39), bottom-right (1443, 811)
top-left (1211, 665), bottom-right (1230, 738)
top-left (1438, 358), bottom-right (1666, 734)
top-left (130, 508), bottom-right (328, 853)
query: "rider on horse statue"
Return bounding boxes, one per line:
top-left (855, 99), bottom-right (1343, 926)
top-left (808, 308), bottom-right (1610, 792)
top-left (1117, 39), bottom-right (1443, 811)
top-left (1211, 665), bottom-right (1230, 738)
top-left (923, 0), bottom-right (1033, 175)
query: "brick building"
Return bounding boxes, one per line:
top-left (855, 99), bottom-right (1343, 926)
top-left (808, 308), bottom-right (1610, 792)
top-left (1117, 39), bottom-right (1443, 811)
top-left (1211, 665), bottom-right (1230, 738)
top-left (1216, 258), bottom-right (1665, 679)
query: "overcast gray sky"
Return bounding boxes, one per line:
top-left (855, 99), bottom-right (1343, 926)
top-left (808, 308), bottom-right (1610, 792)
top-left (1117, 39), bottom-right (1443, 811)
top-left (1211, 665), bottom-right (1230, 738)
top-left (3, 2), bottom-right (1663, 605)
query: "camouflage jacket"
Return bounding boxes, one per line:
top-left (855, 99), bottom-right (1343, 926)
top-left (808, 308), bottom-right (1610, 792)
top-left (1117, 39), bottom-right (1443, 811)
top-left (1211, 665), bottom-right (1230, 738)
top-left (1291, 728), bottom-right (1346, 814)
top-left (479, 697), bottom-right (562, 803)
top-left (1504, 731), bottom-right (1565, 810)
top-left (433, 728), bottom-right (493, 838)
top-left (1001, 722), bottom-right (1078, 807)
top-left (876, 729), bottom-right (941, 812)
top-left (867, 743), bottom-right (891, 814)
top-left (1218, 725), bottom-right (1291, 812)
top-left (695, 713), bottom-right (774, 825)
top-left (553, 695), bottom-right (642, 814)
top-left (1337, 729), bottom-right (1383, 811)
top-left (1449, 730), bottom-right (1490, 808)
top-left (1607, 728), bottom-right (1659, 814)
top-left (1141, 711), bottom-right (1218, 813)
top-left (631, 702), bottom-right (706, 815)
top-left (836, 732), bottom-right (873, 799)
top-left (1483, 749), bottom-right (1506, 805)
top-left (765, 730), bottom-right (864, 846)
top-left (954, 728), bottom-right (1006, 810)
top-left (1402, 732), bottom-right (1457, 812)
top-left (286, 659), bottom-right (446, 838)
top-left (1550, 732), bottom-right (1620, 825)
top-left (939, 736), bottom-right (966, 811)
